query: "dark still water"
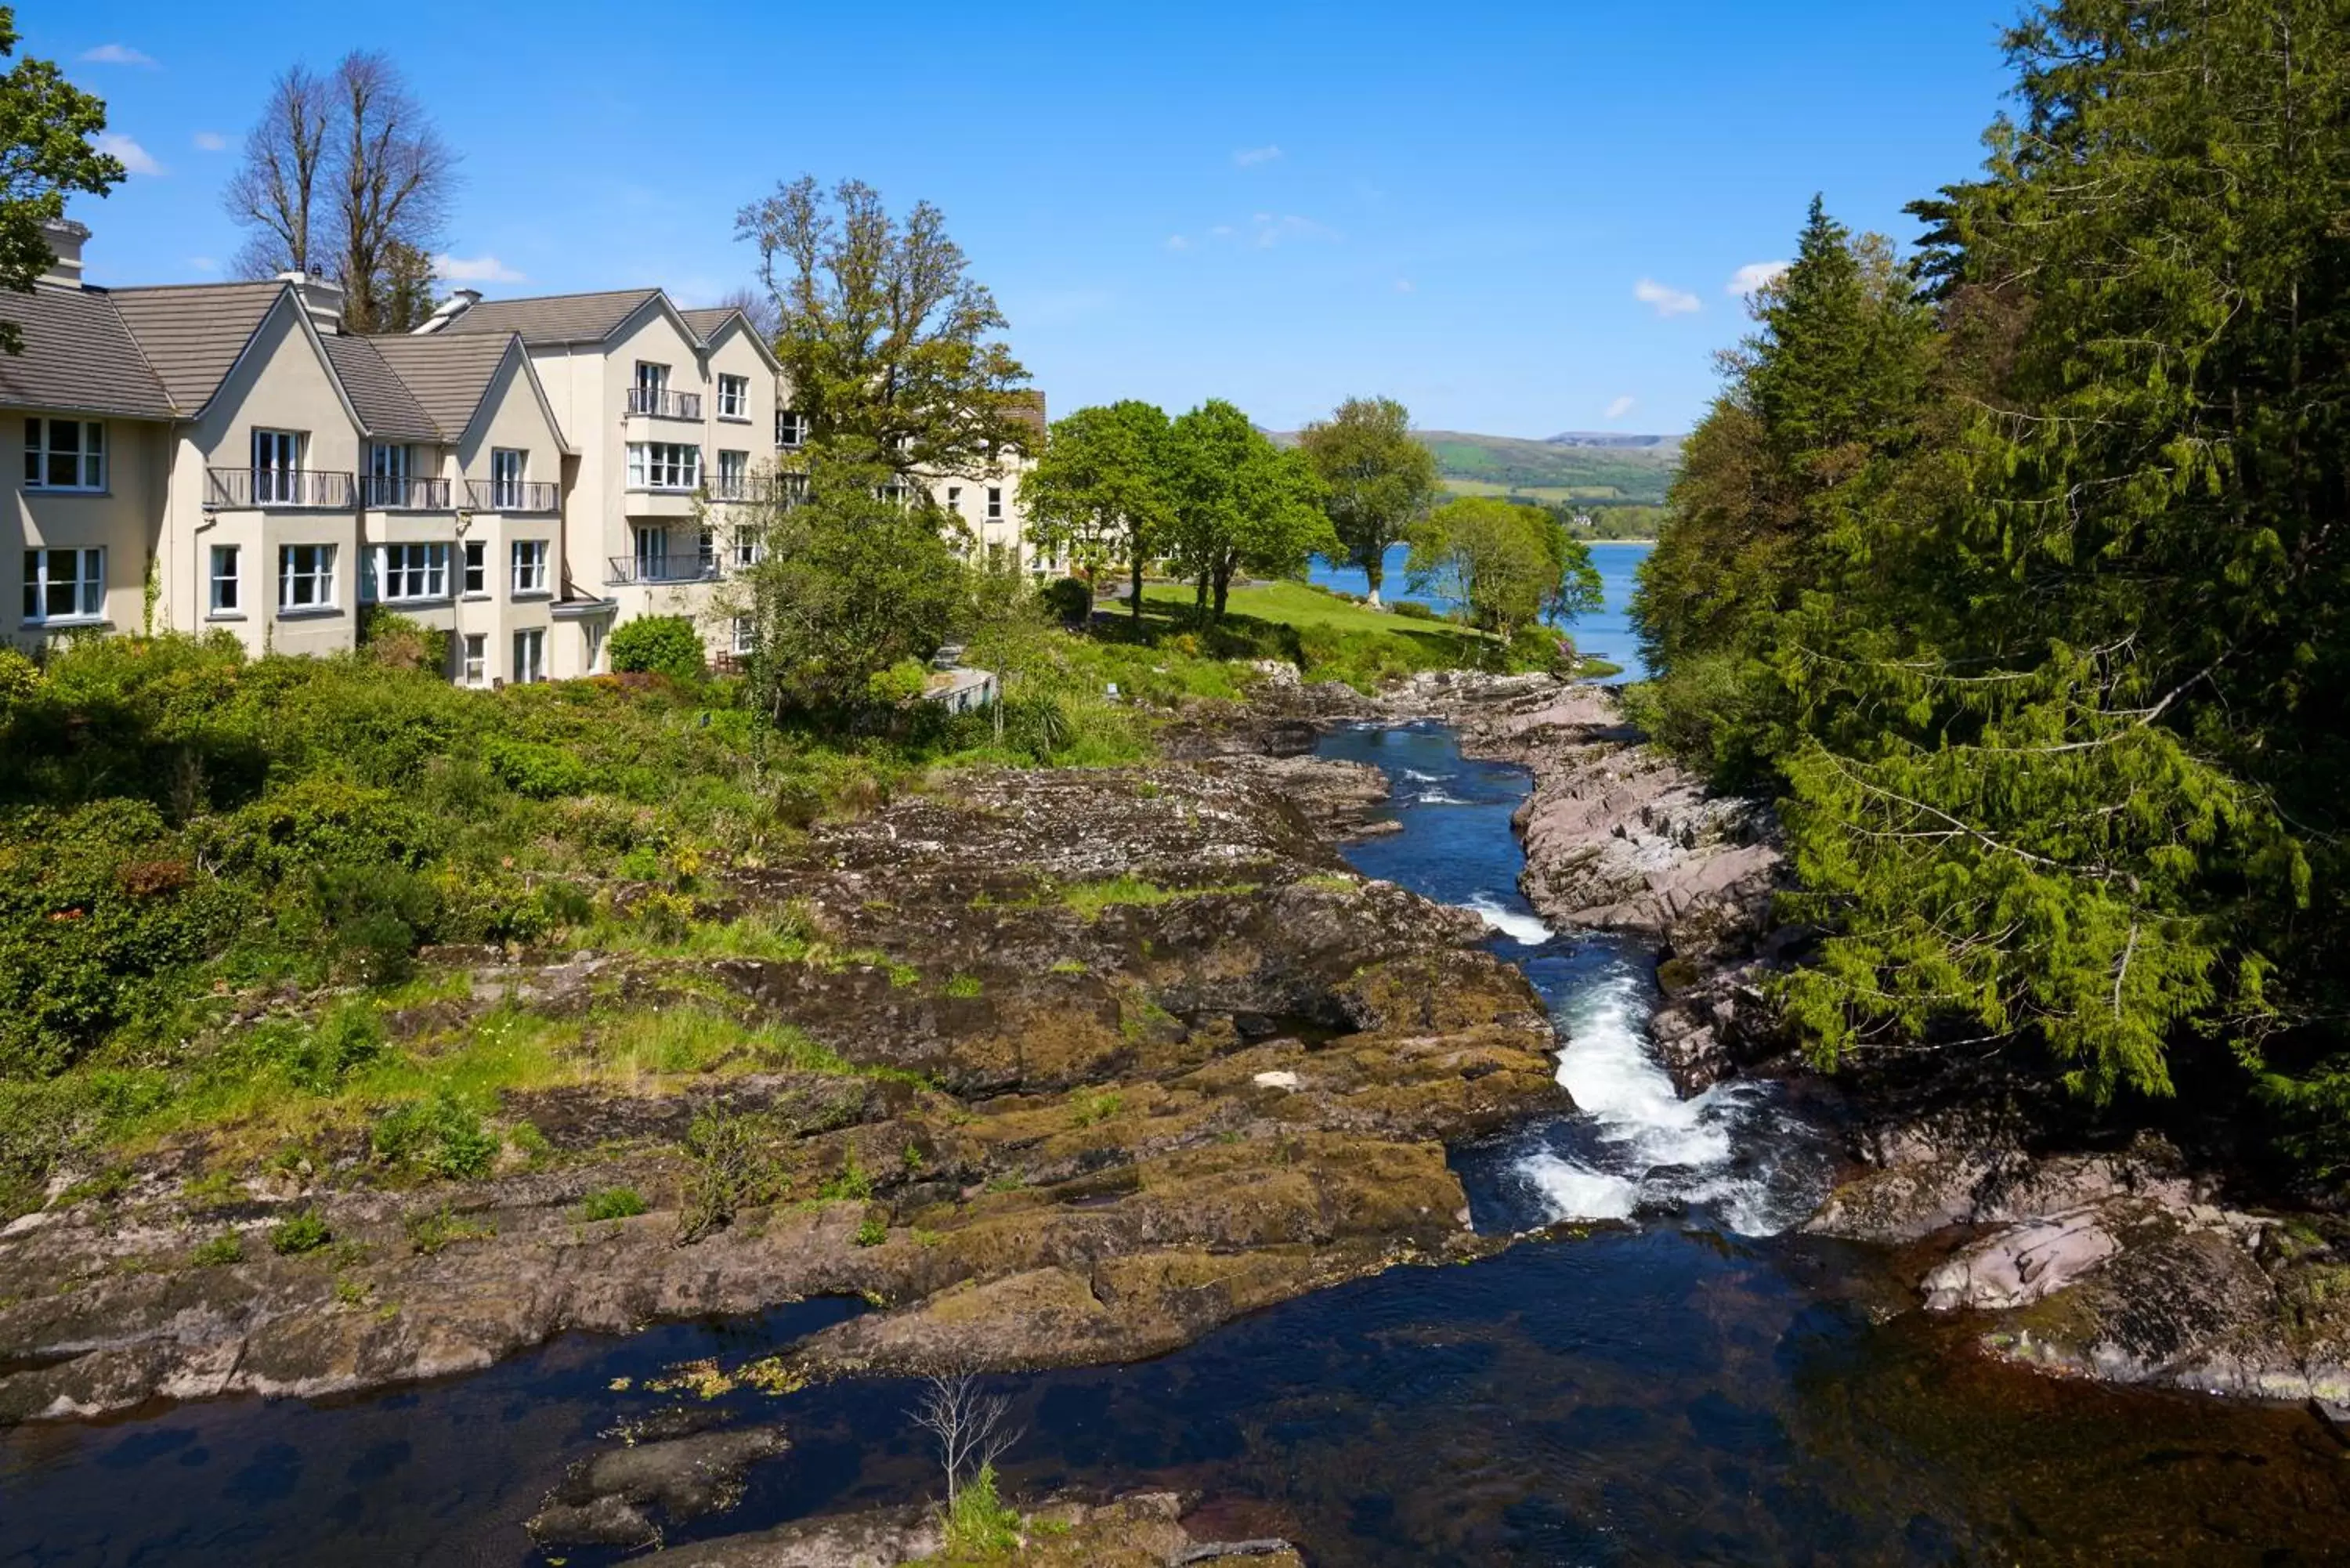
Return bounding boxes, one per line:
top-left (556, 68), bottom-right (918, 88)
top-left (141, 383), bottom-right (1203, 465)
top-left (1308, 540), bottom-right (1651, 681)
top-left (6, 724), bottom-right (2349, 1566)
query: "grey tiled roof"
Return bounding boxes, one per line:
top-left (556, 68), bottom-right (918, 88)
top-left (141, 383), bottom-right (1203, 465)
top-left (321, 334), bottom-right (439, 441)
top-left (430, 288), bottom-right (662, 345)
top-left (678, 306), bottom-right (739, 340)
top-left (0, 282), bottom-right (175, 417)
top-left (365, 332), bottom-right (519, 440)
top-left (105, 280), bottom-right (287, 414)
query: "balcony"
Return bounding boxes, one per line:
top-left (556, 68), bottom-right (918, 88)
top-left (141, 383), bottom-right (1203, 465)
top-left (464, 479), bottom-right (560, 513)
top-left (206, 468), bottom-right (354, 509)
top-left (606, 552), bottom-right (721, 587)
top-left (627, 387), bottom-right (703, 420)
top-left (360, 475), bottom-right (452, 510)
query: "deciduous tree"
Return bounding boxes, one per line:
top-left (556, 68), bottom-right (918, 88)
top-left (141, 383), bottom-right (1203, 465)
top-left (1408, 496), bottom-right (1599, 650)
top-left (1021, 399), bottom-right (1172, 619)
top-left (0, 9), bottom-right (123, 354)
top-left (1163, 399), bottom-right (1332, 621)
top-left (736, 177), bottom-right (1030, 478)
top-left (1295, 396), bottom-right (1437, 607)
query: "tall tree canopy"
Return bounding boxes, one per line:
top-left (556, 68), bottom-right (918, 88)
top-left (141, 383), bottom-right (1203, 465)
top-left (225, 52), bottom-right (457, 331)
top-left (0, 9), bottom-right (123, 353)
top-left (1295, 396), bottom-right (1438, 606)
top-left (736, 176), bottom-right (1031, 478)
top-left (1632, 0), bottom-right (2350, 1155)
top-left (1163, 400), bottom-right (1333, 621)
top-left (1408, 496), bottom-right (1600, 651)
top-left (1021, 399), bottom-right (1173, 619)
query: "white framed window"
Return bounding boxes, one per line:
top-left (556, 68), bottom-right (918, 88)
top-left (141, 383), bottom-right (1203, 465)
top-left (584, 620), bottom-right (606, 674)
top-left (513, 627), bottom-right (545, 684)
top-left (460, 632), bottom-right (486, 686)
top-left (490, 449), bottom-right (526, 509)
top-left (945, 486), bottom-right (962, 514)
top-left (278, 543), bottom-right (336, 610)
top-left (252, 429), bottom-right (304, 504)
top-left (731, 616), bottom-right (754, 656)
top-left (512, 539), bottom-right (548, 595)
top-left (376, 542), bottom-right (448, 602)
top-left (634, 361), bottom-right (667, 398)
top-left (731, 527), bottom-right (763, 570)
top-left (21, 546), bottom-right (103, 623)
top-left (717, 374), bottom-right (750, 419)
top-left (715, 449), bottom-right (748, 497)
top-left (775, 409), bottom-right (804, 450)
top-left (986, 486), bottom-right (1004, 522)
top-left (462, 538), bottom-right (486, 596)
top-left (209, 544), bottom-right (240, 615)
top-left (696, 528), bottom-right (716, 576)
top-left (626, 443), bottom-right (700, 491)
top-left (24, 418), bottom-right (104, 491)
top-left (366, 443), bottom-right (410, 508)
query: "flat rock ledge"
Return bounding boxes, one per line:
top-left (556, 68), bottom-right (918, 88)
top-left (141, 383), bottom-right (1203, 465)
top-left (0, 756), bottom-right (1566, 1424)
top-left (656, 1490), bottom-right (1303, 1568)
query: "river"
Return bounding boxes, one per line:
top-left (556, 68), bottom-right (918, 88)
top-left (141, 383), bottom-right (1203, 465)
top-left (5, 721), bottom-right (2350, 1564)
top-left (1307, 540), bottom-right (1653, 681)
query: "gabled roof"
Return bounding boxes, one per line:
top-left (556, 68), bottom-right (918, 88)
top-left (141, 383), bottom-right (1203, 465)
top-left (429, 287), bottom-right (664, 346)
top-left (321, 334), bottom-right (439, 442)
top-left (0, 282), bottom-right (175, 418)
top-left (678, 306), bottom-right (740, 338)
top-left (104, 281), bottom-right (287, 414)
top-left (366, 332), bottom-right (515, 438)
top-left (367, 331), bottom-right (576, 455)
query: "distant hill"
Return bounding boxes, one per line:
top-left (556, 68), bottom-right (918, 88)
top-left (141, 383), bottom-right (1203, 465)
top-left (1268, 427), bottom-right (1683, 506)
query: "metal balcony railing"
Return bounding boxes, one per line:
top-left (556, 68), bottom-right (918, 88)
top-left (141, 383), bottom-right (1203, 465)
top-left (206, 468), bottom-right (354, 509)
top-left (626, 387), bottom-right (703, 420)
top-left (607, 552), bottom-right (721, 587)
top-left (360, 475), bottom-right (451, 510)
top-left (464, 479), bottom-right (560, 513)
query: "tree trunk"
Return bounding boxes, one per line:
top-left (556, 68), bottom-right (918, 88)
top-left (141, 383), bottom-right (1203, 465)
top-left (1193, 571), bottom-right (1209, 622)
top-left (1130, 550), bottom-right (1143, 621)
top-left (1364, 555), bottom-right (1384, 609)
top-left (1212, 560), bottom-right (1233, 620)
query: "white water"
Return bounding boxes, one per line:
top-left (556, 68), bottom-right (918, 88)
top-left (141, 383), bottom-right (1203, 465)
top-left (1462, 894), bottom-right (1553, 947)
top-left (1511, 960), bottom-right (1821, 1239)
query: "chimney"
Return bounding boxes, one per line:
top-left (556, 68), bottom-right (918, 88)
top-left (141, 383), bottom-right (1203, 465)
top-left (412, 288), bottom-right (481, 335)
top-left (275, 269), bottom-right (346, 334)
top-left (40, 219), bottom-right (89, 288)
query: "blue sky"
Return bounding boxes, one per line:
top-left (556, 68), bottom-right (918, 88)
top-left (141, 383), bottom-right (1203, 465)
top-left (33, 2), bottom-right (2019, 436)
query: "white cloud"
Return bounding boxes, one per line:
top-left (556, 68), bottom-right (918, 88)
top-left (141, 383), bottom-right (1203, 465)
top-left (1727, 260), bottom-right (1791, 297)
top-left (1604, 396), bottom-right (1636, 421)
top-left (1232, 144), bottom-right (1282, 168)
top-left (1394, 278), bottom-right (1415, 294)
top-left (79, 43), bottom-right (155, 67)
top-left (1165, 234), bottom-right (1193, 251)
top-left (1208, 224), bottom-right (1235, 239)
top-left (1634, 277), bottom-right (1700, 317)
top-left (192, 130), bottom-right (228, 153)
top-left (96, 134), bottom-right (163, 176)
top-left (187, 255), bottom-right (218, 273)
top-left (433, 252), bottom-right (526, 284)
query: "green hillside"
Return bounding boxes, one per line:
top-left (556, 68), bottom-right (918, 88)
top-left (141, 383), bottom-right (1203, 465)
top-left (1269, 427), bottom-right (1682, 506)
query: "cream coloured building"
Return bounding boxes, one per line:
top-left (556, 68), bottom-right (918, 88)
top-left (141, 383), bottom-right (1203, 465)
top-left (1, 222), bottom-right (1047, 680)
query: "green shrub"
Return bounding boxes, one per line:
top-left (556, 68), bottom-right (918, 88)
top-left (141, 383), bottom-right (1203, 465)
top-left (406, 1204), bottom-right (495, 1254)
top-left (945, 1465), bottom-right (1021, 1555)
top-left (270, 1211), bottom-right (331, 1255)
top-left (190, 1231), bottom-right (244, 1266)
top-left (1040, 576), bottom-right (1093, 626)
top-left (866, 657), bottom-right (931, 706)
top-left (371, 1091), bottom-right (499, 1180)
top-left (608, 616), bottom-right (707, 681)
top-left (578, 1185), bottom-right (648, 1221)
top-left (358, 607), bottom-right (452, 674)
top-left (674, 1111), bottom-right (784, 1243)
top-left (1388, 598), bottom-right (1439, 620)
top-left (853, 1214), bottom-right (888, 1247)
top-left (481, 738), bottom-right (591, 800)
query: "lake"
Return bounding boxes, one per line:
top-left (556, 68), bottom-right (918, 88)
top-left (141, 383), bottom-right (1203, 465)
top-left (1307, 540), bottom-right (1654, 681)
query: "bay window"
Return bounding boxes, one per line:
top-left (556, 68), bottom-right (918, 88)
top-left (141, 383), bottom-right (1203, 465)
top-left (21, 546), bottom-right (103, 623)
top-left (626, 442), bottom-right (700, 491)
top-left (376, 543), bottom-right (449, 602)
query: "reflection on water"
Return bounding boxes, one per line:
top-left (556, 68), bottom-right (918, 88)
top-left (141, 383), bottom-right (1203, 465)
top-left (5, 721), bottom-right (2350, 1566)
